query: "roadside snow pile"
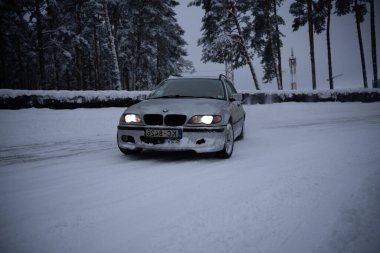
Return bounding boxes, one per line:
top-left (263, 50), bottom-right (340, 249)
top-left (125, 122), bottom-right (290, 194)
top-left (1, 88), bottom-right (380, 109)
top-left (242, 88), bottom-right (380, 104)
top-left (0, 89), bottom-right (151, 109)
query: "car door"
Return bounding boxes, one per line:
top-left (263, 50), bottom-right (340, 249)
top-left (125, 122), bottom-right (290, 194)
top-left (224, 80), bottom-right (244, 132)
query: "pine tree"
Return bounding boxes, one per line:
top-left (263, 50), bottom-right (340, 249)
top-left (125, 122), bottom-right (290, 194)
top-left (251, 0), bottom-right (285, 89)
top-left (273, 0), bottom-right (284, 90)
top-left (0, 0), bottom-right (37, 89)
top-left (35, 0), bottom-right (47, 89)
top-left (335, 0), bottom-right (368, 88)
top-left (369, 0), bottom-right (377, 86)
top-left (102, 0), bottom-right (121, 90)
top-left (0, 0), bottom-right (191, 90)
top-left (314, 0), bottom-right (335, 89)
top-left (120, 0), bottom-right (189, 90)
top-left (190, 0), bottom-right (260, 90)
top-left (290, 0), bottom-right (318, 90)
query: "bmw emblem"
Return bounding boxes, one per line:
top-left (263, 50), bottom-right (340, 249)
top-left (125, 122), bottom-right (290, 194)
top-left (163, 109), bottom-right (169, 113)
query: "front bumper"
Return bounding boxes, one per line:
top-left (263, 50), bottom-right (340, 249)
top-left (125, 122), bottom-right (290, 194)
top-left (117, 125), bottom-right (226, 153)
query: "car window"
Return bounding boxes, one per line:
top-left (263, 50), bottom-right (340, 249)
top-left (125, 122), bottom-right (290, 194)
top-left (225, 80), bottom-right (237, 99)
top-left (150, 79), bottom-right (226, 100)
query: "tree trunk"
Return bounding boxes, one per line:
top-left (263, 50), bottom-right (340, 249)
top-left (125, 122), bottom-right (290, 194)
top-left (75, 6), bottom-right (83, 90)
top-left (66, 69), bottom-right (71, 90)
top-left (49, 17), bottom-right (59, 90)
top-left (53, 49), bottom-right (59, 89)
top-left (26, 60), bottom-right (31, 89)
top-left (354, 0), bottom-right (368, 88)
top-left (103, 0), bottom-right (121, 90)
top-left (327, 0), bottom-right (333, 89)
top-left (370, 0), bottom-right (378, 85)
top-left (35, 0), bottom-right (46, 89)
top-left (156, 42), bottom-right (161, 84)
top-left (231, 4), bottom-right (260, 90)
top-left (81, 53), bottom-right (87, 90)
top-left (307, 0), bottom-right (317, 90)
top-left (93, 18), bottom-right (99, 90)
top-left (125, 67), bottom-right (129, 91)
top-left (134, 11), bottom-right (144, 90)
top-left (75, 6), bottom-right (87, 90)
top-left (75, 47), bottom-right (82, 90)
top-left (0, 19), bottom-right (5, 89)
top-left (88, 54), bottom-right (92, 90)
top-left (16, 38), bottom-right (24, 89)
top-left (225, 59), bottom-right (234, 83)
top-left (264, 0), bottom-right (279, 88)
top-left (274, 0), bottom-right (283, 90)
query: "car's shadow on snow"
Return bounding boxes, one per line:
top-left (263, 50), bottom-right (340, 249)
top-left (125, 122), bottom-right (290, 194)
top-left (121, 150), bottom-right (219, 162)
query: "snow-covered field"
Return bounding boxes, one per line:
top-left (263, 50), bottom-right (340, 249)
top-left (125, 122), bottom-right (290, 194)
top-left (1, 103), bottom-right (380, 253)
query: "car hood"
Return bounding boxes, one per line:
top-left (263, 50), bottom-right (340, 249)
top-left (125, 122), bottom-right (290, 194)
top-left (126, 98), bottom-right (227, 115)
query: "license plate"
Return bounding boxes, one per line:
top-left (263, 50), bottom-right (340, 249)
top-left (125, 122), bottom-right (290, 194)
top-left (145, 129), bottom-right (182, 139)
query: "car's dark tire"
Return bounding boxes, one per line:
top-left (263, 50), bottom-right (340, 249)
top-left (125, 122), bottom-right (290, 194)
top-left (236, 122), bottom-right (244, 141)
top-left (216, 122), bottom-right (234, 159)
top-left (118, 146), bottom-right (142, 155)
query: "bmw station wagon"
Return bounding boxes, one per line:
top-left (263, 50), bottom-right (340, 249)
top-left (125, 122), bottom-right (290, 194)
top-left (117, 75), bottom-right (245, 158)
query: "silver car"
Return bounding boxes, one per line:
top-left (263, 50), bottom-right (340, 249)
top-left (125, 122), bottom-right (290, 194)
top-left (117, 75), bottom-right (245, 158)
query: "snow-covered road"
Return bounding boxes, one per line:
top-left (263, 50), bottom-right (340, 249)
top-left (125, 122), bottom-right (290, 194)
top-left (1, 103), bottom-right (380, 253)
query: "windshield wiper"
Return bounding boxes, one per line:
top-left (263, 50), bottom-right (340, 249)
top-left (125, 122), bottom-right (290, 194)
top-left (197, 96), bottom-right (224, 100)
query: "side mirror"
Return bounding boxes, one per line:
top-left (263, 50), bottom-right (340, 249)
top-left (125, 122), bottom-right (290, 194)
top-left (230, 93), bottom-right (242, 102)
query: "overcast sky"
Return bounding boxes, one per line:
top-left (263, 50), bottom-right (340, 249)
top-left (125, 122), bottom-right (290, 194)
top-left (175, 0), bottom-right (380, 91)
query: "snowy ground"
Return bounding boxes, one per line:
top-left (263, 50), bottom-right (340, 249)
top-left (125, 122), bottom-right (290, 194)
top-left (1, 103), bottom-right (380, 253)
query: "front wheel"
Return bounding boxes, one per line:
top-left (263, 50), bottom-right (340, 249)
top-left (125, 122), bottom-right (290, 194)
top-left (236, 122), bottom-right (244, 141)
top-left (216, 122), bottom-right (234, 159)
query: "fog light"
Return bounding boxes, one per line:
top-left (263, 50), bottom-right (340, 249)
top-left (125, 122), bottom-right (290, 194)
top-left (196, 138), bottom-right (206, 145)
top-left (122, 135), bottom-right (135, 143)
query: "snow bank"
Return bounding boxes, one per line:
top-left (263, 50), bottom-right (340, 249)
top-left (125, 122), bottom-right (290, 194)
top-left (0, 89), bottom-right (151, 109)
top-left (242, 88), bottom-right (380, 104)
top-left (1, 88), bottom-right (380, 109)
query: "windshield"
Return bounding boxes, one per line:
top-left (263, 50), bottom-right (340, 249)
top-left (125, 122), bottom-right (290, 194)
top-left (150, 79), bottom-right (226, 100)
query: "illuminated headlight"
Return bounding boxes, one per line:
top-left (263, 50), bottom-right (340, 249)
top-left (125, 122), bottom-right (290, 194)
top-left (188, 115), bottom-right (222, 124)
top-left (120, 114), bottom-right (142, 124)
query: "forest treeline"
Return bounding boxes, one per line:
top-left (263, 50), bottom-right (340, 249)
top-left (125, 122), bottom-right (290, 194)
top-left (191, 0), bottom-right (378, 90)
top-left (0, 0), bottom-right (378, 91)
top-left (0, 0), bottom-right (193, 90)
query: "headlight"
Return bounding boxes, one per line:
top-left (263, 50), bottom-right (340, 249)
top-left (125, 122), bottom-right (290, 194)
top-left (120, 114), bottom-right (142, 124)
top-left (188, 115), bottom-right (222, 124)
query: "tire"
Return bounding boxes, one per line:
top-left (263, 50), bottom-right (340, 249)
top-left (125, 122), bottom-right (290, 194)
top-left (216, 122), bottom-right (234, 159)
top-left (118, 146), bottom-right (142, 155)
top-left (236, 122), bottom-right (244, 141)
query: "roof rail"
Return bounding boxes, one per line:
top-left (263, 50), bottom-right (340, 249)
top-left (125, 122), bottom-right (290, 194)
top-left (219, 74), bottom-right (227, 80)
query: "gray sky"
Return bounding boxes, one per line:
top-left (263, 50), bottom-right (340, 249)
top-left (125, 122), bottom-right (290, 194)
top-left (175, 0), bottom-right (380, 91)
